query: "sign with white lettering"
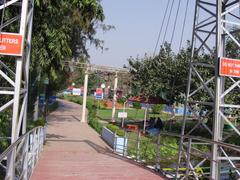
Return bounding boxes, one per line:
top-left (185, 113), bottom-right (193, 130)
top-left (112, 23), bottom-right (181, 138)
top-left (72, 88), bottom-right (81, 96)
top-left (0, 33), bottom-right (23, 56)
top-left (219, 57), bottom-right (240, 78)
top-left (118, 112), bottom-right (127, 118)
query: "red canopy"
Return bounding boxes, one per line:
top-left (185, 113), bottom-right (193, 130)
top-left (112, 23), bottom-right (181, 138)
top-left (128, 95), bottom-right (167, 104)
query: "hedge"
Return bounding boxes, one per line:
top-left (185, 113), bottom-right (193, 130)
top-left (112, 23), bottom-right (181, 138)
top-left (106, 123), bottom-right (124, 137)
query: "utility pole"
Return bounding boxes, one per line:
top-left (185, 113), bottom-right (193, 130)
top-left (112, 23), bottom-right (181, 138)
top-left (178, 0), bottom-right (240, 179)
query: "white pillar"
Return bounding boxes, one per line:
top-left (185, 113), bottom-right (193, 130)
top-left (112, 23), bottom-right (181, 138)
top-left (33, 97), bottom-right (39, 121)
top-left (111, 72), bottom-right (118, 122)
top-left (121, 101), bottom-right (127, 128)
top-left (81, 71), bottom-right (89, 123)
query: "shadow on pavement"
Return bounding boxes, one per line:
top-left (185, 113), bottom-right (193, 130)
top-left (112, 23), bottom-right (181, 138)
top-left (46, 133), bottom-right (66, 139)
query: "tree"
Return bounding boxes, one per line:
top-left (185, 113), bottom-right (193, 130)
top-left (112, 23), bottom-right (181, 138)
top-left (152, 104), bottom-right (164, 114)
top-left (31, 0), bottom-right (106, 88)
top-left (28, 0), bottom-right (109, 115)
top-left (132, 102), bottom-right (141, 119)
top-left (128, 43), bottom-right (191, 105)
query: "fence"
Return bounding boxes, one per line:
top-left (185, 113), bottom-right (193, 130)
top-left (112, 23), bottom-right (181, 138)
top-left (0, 126), bottom-right (46, 180)
top-left (113, 130), bottom-right (240, 179)
top-left (102, 127), bottom-right (127, 154)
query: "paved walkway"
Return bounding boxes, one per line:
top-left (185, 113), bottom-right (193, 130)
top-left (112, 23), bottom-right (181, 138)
top-left (31, 99), bottom-right (164, 180)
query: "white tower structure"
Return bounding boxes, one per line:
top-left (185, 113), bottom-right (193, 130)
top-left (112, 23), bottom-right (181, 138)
top-left (178, 0), bottom-right (240, 179)
top-left (0, 0), bottom-right (34, 178)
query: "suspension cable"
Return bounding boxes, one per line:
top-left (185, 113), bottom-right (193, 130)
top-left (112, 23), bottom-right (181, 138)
top-left (153, 0), bottom-right (171, 56)
top-left (170, 0), bottom-right (182, 45)
top-left (179, 0), bottom-right (190, 51)
top-left (162, 0), bottom-right (174, 45)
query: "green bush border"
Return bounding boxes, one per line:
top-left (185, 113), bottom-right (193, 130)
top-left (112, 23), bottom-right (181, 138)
top-left (47, 101), bottom-right (59, 113)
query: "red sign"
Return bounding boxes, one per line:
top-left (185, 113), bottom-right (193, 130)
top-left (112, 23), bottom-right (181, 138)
top-left (219, 57), bottom-right (240, 78)
top-left (96, 88), bottom-right (103, 95)
top-left (0, 33), bottom-right (23, 56)
top-left (68, 86), bottom-right (74, 90)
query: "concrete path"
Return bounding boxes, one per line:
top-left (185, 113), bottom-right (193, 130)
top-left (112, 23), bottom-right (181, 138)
top-left (31, 99), bottom-right (164, 180)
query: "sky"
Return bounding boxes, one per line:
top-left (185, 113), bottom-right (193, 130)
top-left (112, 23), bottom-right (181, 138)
top-left (88, 0), bottom-right (196, 68)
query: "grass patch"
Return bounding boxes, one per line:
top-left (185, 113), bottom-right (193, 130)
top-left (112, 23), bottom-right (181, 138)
top-left (97, 108), bottom-right (172, 121)
top-left (97, 109), bottom-right (145, 120)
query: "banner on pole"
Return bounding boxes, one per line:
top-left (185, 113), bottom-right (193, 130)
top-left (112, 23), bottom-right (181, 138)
top-left (0, 33), bottom-right (23, 56)
top-left (219, 57), bottom-right (240, 78)
top-left (95, 88), bottom-right (103, 100)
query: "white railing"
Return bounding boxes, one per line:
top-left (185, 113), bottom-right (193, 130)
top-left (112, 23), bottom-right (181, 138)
top-left (0, 126), bottom-right (46, 180)
top-left (102, 127), bottom-right (127, 155)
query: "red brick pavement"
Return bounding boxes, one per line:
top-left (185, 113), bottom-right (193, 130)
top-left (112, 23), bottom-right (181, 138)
top-left (31, 99), bottom-right (165, 180)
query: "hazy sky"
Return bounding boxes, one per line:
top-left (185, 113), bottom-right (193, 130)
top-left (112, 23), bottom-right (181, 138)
top-left (88, 0), bottom-right (196, 68)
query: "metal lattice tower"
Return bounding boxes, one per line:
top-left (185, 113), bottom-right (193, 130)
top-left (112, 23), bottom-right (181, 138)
top-left (178, 0), bottom-right (240, 179)
top-left (0, 0), bottom-right (34, 178)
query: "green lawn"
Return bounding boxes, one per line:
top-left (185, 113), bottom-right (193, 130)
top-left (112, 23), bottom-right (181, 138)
top-left (97, 108), bottom-right (172, 121)
top-left (97, 108), bottom-right (144, 120)
top-left (63, 95), bottom-right (173, 121)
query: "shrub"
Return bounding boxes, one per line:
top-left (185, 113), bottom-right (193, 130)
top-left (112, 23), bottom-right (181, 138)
top-left (132, 102), bottom-right (141, 109)
top-left (140, 139), bottom-right (157, 164)
top-left (27, 117), bottom-right (46, 130)
top-left (117, 97), bottom-right (126, 104)
top-left (106, 123), bottom-right (124, 137)
top-left (34, 117), bottom-right (46, 126)
top-left (88, 102), bottom-right (103, 134)
top-left (152, 104), bottom-right (164, 114)
top-left (125, 132), bottom-right (179, 165)
top-left (47, 101), bottom-right (59, 113)
top-left (106, 124), bottom-right (119, 132)
top-left (88, 118), bottom-right (103, 134)
top-left (64, 95), bottom-right (83, 105)
top-left (102, 100), bottom-right (108, 108)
